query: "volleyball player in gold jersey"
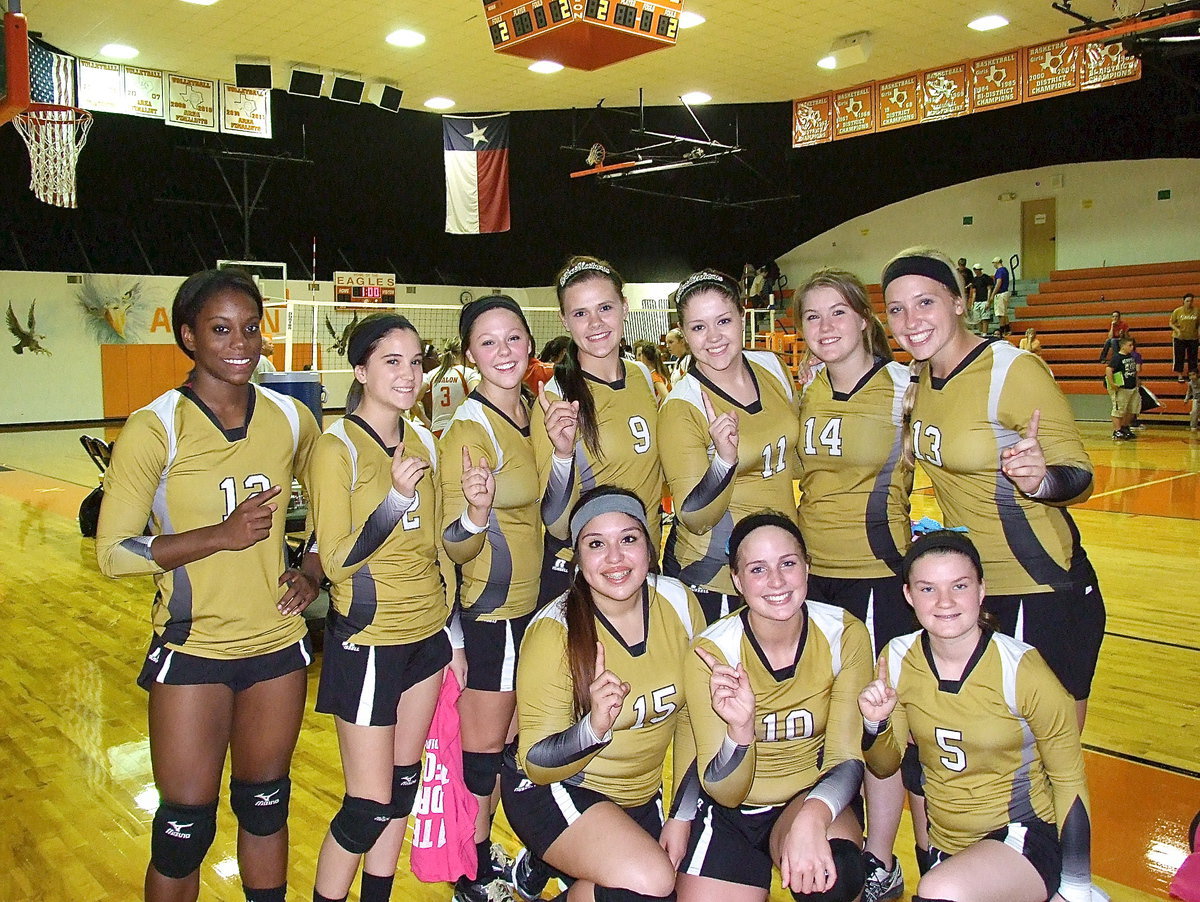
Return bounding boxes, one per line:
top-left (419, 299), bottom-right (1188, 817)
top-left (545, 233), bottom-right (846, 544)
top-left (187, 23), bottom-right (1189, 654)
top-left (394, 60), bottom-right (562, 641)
top-left (97, 269), bottom-right (322, 902)
top-left (658, 270), bottom-right (801, 625)
top-left (860, 530), bottom-right (1098, 902)
top-left (881, 247), bottom-right (1102, 728)
top-left (438, 296), bottom-right (544, 902)
top-left (534, 255), bottom-right (664, 606)
top-left (796, 269), bottom-right (915, 900)
top-left (309, 315), bottom-right (457, 902)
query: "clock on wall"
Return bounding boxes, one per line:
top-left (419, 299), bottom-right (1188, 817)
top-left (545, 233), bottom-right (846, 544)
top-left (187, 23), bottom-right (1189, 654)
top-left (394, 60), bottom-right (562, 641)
top-left (460, 289), bottom-right (475, 304)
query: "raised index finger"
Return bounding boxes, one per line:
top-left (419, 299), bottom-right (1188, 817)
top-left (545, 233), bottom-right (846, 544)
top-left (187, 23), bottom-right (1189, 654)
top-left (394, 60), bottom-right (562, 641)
top-left (876, 655), bottom-right (888, 685)
top-left (537, 384), bottom-right (551, 413)
top-left (595, 641), bottom-right (606, 675)
top-left (694, 646), bottom-right (721, 672)
top-left (700, 391), bottom-right (716, 424)
top-left (1026, 408), bottom-right (1041, 440)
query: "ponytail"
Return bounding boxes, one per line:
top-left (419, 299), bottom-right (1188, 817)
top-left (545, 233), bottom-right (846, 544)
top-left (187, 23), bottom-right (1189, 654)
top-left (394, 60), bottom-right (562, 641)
top-left (432, 336), bottom-right (460, 386)
top-left (345, 380), bottom-right (364, 414)
top-left (555, 341), bottom-right (602, 458)
top-left (899, 359), bottom-right (925, 470)
top-left (564, 571), bottom-right (600, 718)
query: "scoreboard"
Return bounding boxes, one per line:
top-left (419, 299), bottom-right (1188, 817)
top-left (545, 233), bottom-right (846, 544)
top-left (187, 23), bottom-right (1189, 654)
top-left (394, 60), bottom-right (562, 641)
top-left (334, 271), bottom-right (397, 306)
top-left (483, 0), bottom-right (684, 71)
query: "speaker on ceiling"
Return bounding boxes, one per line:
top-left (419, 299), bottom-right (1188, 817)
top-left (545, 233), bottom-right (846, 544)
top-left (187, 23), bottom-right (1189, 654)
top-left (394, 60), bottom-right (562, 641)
top-left (235, 62), bottom-right (273, 90)
top-left (330, 75), bottom-right (365, 104)
top-left (288, 68), bottom-right (325, 97)
top-left (371, 84), bottom-right (403, 112)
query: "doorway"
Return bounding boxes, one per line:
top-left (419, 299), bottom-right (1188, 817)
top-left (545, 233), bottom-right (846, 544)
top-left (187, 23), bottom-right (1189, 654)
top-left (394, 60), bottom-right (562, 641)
top-left (1021, 197), bottom-right (1056, 281)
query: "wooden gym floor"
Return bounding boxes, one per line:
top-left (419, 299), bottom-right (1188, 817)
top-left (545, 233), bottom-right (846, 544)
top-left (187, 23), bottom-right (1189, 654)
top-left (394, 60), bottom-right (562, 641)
top-left (0, 421), bottom-right (1195, 901)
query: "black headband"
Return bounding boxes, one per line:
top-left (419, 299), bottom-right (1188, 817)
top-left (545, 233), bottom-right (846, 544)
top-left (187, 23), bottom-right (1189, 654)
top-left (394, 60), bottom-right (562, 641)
top-left (459, 294), bottom-right (533, 348)
top-left (901, 529), bottom-right (983, 583)
top-left (881, 255), bottom-right (961, 298)
top-left (347, 314), bottom-right (416, 367)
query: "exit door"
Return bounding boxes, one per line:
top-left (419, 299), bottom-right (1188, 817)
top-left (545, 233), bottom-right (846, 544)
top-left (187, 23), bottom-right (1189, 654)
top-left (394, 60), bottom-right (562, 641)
top-left (1021, 198), bottom-right (1056, 281)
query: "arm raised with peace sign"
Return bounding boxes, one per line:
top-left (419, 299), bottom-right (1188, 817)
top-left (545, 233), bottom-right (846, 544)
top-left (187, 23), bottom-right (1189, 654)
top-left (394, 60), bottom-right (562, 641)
top-left (461, 446), bottom-right (495, 528)
top-left (1000, 408), bottom-right (1047, 495)
top-left (701, 390), bottom-right (739, 466)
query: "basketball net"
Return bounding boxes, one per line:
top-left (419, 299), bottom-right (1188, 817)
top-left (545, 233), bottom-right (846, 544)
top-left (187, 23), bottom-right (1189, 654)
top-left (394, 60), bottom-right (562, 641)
top-left (13, 103), bottom-right (93, 208)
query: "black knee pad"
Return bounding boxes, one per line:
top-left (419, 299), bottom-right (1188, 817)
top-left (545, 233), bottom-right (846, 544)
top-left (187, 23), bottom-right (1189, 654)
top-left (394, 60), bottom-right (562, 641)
top-left (901, 742), bottom-right (924, 796)
top-left (329, 794), bottom-right (392, 855)
top-left (912, 897), bottom-right (955, 902)
top-left (462, 751), bottom-right (501, 797)
top-left (788, 839), bottom-right (865, 902)
top-left (391, 763), bottom-right (421, 818)
top-left (593, 888), bottom-right (675, 902)
top-left (150, 799), bottom-right (218, 879)
top-left (230, 776), bottom-right (291, 837)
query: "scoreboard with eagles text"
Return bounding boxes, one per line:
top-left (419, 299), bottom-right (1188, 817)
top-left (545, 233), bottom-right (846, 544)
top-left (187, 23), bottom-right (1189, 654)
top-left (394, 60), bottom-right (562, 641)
top-left (483, 0), bottom-right (684, 71)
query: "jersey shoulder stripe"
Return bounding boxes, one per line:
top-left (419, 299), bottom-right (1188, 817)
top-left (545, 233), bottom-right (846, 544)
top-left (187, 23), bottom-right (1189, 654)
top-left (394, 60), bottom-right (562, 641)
top-left (798, 362), bottom-right (828, 401)
top-left (628, 359), bottom-right (657, 396)
top-left (662, 372), bottom-right (705, 414)
top-left (805, 600), bottom-right (851, 675)
top-left (406, 417), bottom-right (439, 471)
top-left (140, 389), bottom-right (184, 468)
top-left (745, 349), bottom-right (794, 400)
top-left (532, 594), bottom-right (568, 627)
top-left (991, 631), bottom-right (1035, 713)
top-left (447, 397), bottom-right (505, 469)
top-left (885, 630), bottom-right (922, 689)
top-left (883, 361), bottom-right (909, 425)
top-left (698, 610), bottom-right (746, 668)
top-left (255, 385), bottom-right (301, 454)
top-left (326, 418), bottom-right (359, 481)
top-left (649, 574), bottom-right (697, 640)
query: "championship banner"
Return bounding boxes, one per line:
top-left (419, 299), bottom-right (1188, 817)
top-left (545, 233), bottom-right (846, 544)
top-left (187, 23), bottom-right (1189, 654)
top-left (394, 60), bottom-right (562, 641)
top-left (919, 63), bottom-right (968, 122)
top-left (970, 51), bottom-right (1022, 112)
top-left (791, 94), bottom-right (833, 147)
top-left (1025, 41), bottom-right (1079, 100)
top-left (833, 84), bottom-right (875, 139)
top-left (166, 74), bottom-right (218, 132)
top-left (220, 83), bottom-right (272, 138)
top-left (124, 66), bottom-right (166, 119)
top-left (77, 59), bottom-right (124, 114)
top-left (1080, 42), bottom-right (1141, 89)
top-left (875, 73), bottom-right (920, 132)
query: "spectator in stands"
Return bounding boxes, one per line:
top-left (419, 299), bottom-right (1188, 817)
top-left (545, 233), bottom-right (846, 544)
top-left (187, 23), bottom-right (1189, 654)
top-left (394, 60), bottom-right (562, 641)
top-left (955, 257), bottom-right (972, 290)
top-left (252, 335), bottom-right (277, 383)
top-left (1105, 336), bottom-right (1140, 440)
top-left (1170, 293), bottom-right (1198, 383)
top-left (970, 264), bottom-right (994, 334)
top-left (1019, 327), bottom-right (1043, 357)
top-left (1099, 310), bottom-right (1130, 362)
top-left (635, 341), bottom-right (672, 405)
top-left (991, 256), bottom-right (1012, 336)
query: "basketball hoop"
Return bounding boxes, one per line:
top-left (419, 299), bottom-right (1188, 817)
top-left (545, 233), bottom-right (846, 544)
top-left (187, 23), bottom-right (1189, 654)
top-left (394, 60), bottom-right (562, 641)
top-left (13, 103), bottom-right (93, 208)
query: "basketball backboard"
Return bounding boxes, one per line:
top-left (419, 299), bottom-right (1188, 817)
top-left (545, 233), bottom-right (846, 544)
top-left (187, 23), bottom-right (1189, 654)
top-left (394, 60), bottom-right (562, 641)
top-left (0, 9), bottom-right (31, 126)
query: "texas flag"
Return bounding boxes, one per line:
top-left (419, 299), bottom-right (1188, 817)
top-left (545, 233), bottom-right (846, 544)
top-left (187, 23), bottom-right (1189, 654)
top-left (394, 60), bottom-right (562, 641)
top-left (443, 113), bottom-right (511, 234)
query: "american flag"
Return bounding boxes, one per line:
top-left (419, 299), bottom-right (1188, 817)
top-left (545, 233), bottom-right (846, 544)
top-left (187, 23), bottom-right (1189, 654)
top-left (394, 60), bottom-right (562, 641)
top-left (29, 40), bottom-right (76, 106)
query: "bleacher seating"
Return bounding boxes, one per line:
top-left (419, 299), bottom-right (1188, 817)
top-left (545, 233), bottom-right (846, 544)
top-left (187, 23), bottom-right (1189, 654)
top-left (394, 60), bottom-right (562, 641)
top-left (751, 261), bottom-right (1199, 423)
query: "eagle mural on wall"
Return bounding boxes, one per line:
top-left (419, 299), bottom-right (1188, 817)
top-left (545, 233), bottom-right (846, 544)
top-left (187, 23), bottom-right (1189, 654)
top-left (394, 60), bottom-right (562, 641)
top-left (7, 301), bottom-right (51, 355)
top-left (77, 277), bottom-right (150, 343)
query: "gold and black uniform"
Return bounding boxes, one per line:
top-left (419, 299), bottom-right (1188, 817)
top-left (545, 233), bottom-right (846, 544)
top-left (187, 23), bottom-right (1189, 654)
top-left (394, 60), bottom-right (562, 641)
top-left (533, 358), bottom-right (664, 552)
top-left (97, 385), bottom-right (319, 659)
top-left (686, 601), bottom-right (872, 809)
top-left (864, 629), bottom-right (1093, 896)
top-left (798, 360), bottom-right (911, 579)
top-left (908, 340), bottom-right (1092, 596)
top-left (439, 392), bottom-right (542, 622)
top-left (658, 350), bottom-right (801, 599)
top-left (308, 414), bottom-right (447, 645)
top-left (513, 575), bottom-right (705, 808)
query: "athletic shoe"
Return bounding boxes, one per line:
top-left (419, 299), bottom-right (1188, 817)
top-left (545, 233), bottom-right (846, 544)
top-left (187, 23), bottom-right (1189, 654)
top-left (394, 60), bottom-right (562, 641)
top-left (453, 845), bottom-right (518, 902)
top-left (861, 852), bottom-right (905, 902)
top-left (452, 874), bottom-right (516, 902)
top-left (505, 847), bottom-right (552, 901)
top-left (1112, 430), bottom-right (1128, 441)
top-left (1119, 428), bottom-right (1137, 439)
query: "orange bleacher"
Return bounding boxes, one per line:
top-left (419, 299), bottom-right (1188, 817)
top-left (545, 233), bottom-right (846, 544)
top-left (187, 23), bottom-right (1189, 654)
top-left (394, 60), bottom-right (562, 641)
top-left (752, 261), bottom-right (1199, 423)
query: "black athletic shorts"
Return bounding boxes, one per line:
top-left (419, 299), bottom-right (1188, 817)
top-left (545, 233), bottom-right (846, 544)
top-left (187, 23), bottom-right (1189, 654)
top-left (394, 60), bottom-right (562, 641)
top-left (680, 789), bottom-right (864, 889)
top-left (137, 632), bottom-right (312, 693)
top-left (929, 817), bottom-right (1061, 899)
top-left (807, 572), bottom-right (916, 657)
top-left (690, 587), bottom-right (742, 626)
top-left (499, 748), bottom-right (664, 860)
top-left (460, 610), bottom-right (534, 692)
top-left (315, 626), bottom-right (450, 726)
top-left (537, 531), bottom-right (573, 610)
top-left (986, 553), bottom-right (1105, 700)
